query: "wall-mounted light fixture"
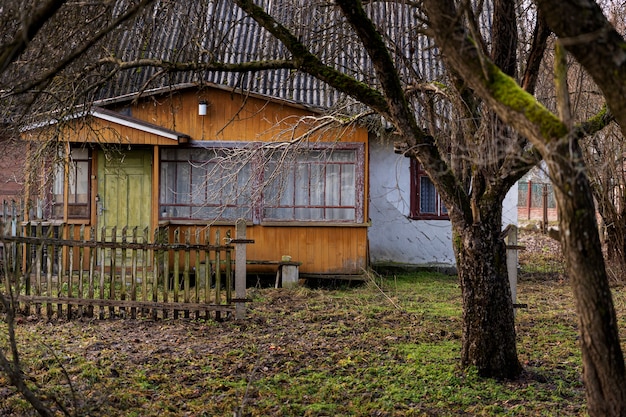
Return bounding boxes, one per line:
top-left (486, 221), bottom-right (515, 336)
top-left (198, 100), bottom-right (208, 116)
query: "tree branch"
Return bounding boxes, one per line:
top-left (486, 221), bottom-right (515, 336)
top-left (0, 0), bottom-right (67, 75)
top-left (11, 0), bottom-right (157, 96)
top-left (334, 0), bottom-right (470, 218)
top-left (90, 56), bottom-right (298, 73)
top-left (423, 0), bottom-right (566, 152)
top-left (233, 0), bottom-right (390, 116)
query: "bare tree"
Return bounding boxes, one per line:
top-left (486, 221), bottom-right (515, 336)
top-left (2, 0), bottom-right (552, 381)
top-left (421, 0), bottom-right (626, 414)
top-left (5, 2), bottom-right (626, 414)
top-left (0, 1), bottom-right (156, 415)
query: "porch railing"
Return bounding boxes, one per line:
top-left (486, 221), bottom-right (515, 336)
top-left (0, 222), bottom-right (243, 320)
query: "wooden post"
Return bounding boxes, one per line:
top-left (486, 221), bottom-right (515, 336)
top-left (235, 219), bottom-right (246, 320)
top-left (526, 180), bottom-right (532, 220)
top-left (542, 184), bottom-right (549, 233)
top-left (505, 225), bottom-right (518, 307)
top-left (279, 263), bottom-right (299, 289)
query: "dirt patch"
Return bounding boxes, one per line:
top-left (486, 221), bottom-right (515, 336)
top-left (518, 227), bottom-right (565, 280)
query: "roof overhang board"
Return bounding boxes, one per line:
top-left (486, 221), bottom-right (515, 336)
top-left (91, 107), bottom-right (190, 145)
top-left (21, 107), bottom-right (190, 146)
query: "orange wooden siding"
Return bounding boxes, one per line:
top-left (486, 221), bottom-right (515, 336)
top-left (128, 87), bottom-right (367, 144)
top-left (28, 84), bottom-right (370, 276)
top-left (165, 224), bottom-right (368, 275)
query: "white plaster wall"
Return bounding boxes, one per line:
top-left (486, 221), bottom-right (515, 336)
top-left (368, 139), bottom-right (518, 267)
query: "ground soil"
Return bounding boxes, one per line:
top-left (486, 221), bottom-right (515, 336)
top-left (0, 227), bottom-right (571, 416)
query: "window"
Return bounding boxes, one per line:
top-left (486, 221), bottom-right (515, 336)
top-left (263, 147), bottom-right (362, 222)
top-left (159, 143), bottom-right (364, 224)
top-left (160, 147), bottom-right (252, 221)
top-left (410, 159), bottom-right (448, 220)
top-left (51, 147), bottom-right (91, 219)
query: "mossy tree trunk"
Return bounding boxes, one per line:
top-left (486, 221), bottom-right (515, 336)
top-left (423, 1), bottom-right (626, 413)
top-left (545, 140), bottom-right (626, 416)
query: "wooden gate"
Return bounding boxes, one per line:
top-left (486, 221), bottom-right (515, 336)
top-left (0, 222), bottom-right (241, 320)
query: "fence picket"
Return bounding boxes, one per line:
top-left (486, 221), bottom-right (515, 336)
top-left (88, 227), bottom-right (96, 317)
top-left (77, 225), bottom-right (84, 317)
top-left (194, 229), bottom-right (201, 319)
top-left (120, 226), bottom-right (128, 317)
top-left (131, 227), bottom-right (138, 319)
top-left (67, 224), bottom-right (74, 319)
top-left (34, 222), bottom-right (43, 315)
top-left (215, 229), bottom-right (221, 308)
top-left (183, 229), bottom-right (191, 319)
top-left (46, 226), bottom-right (53, 318)
top-left (0, 220), bottom-right (240, 320)
top-left (23, 222), bottom-right (30, 315)
top-left (172, 228), bottom-right (180, 319)
top-left (142, 227), bottom-right (149, 317)
top-left (99, 227), bottom-right (106, 319)
top-left (109, 226), bottom-right (117, 317)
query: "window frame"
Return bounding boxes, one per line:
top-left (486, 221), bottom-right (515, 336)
top-left (261, 142), bottom-right (365, 224)
top-left (159, 143), bottom-right (255, 222)
top-left (158, 141), bottom-right (365, 225)
top-left (409, 158), bottom-right (449, 220)
top-left (51, 147), bottom-right (91, 220)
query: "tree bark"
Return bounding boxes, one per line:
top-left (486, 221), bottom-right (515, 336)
top-left (546, 139), bottom-right (626, 416)
top-left (452, 203), bottom-right (522, 379)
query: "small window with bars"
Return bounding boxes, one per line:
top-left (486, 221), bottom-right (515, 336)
top-left (410, 159), bottom-right (448, 220)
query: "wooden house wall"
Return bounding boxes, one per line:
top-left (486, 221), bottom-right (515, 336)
top-left (163, 224), bottom-right (368, 275)
top-left (35, 86), bottom-right (369, 276)
top-left (127, 87), bottom-right (366, 144)
top-left (135, 87), bottom-right (370, 276)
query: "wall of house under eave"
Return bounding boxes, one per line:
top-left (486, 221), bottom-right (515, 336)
top-left (368, 138), bottom-right (518, 270)
top-left (128, 87), bottom-right (367, 144)
top-left (129, 87), bottom-right (370, 276)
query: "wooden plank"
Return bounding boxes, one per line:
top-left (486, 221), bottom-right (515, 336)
top-left (152, 228), bottom-right (160, 319)
top-left (78, 225), bottom-right (85, 317)
top-left (120, 226), bottom-right (128, 316)
top-left (23, 222), bottom-right (31, 315)
top-left (88, 227), bottom-right (96, 317)
top-left (67, 224), bottom-right (74, 319)
top-left (214, 229), bottom-right (221, 305)
top-left (46, 226), bottom-right (53, 318)
top-left (99, 227), bottom-right (106, 319)
top-left (34, 223), bottom-right (43, 316)
top-left (141, 227), bottom-right (149, 317)
top-left (130, 227), bottom-right (138, 319)
top-left (16, 295), bottom-right (235, 313)
top-left (183, 229), bottom-right (191, 318)
top-left (173, 228), bottom-right (180, 319)
top-left (109, 226), bottom-right (117, 317)
top-left (235, 219), bottom-right (246, 320)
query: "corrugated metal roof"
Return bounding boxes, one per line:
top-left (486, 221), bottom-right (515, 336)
top-left (94, 0), bottom-right (444, 111)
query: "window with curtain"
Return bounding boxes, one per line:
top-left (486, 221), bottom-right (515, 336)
top-left (159, 143), bottom-right (364, 224)
top-left (410, 158), bottom-right (448, 220)
top-left (160, 147), bottom-right (253, 221)
top-left (263, 147), bottom-right (361, 222)
top-left (51, 147), bottom-right (90, 219)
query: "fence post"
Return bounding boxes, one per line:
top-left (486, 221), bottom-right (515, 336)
top-left (505, 225), bottom-right (518, 309)
top-left (542, 184), bottom-right (549, 233)
top-left (526, 180), bottom-right (532, 220)
top-left (235, 219), bottom-right (246, 320)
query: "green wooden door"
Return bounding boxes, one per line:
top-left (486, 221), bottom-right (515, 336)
top-left (97, 150), bottom-right (152, 233)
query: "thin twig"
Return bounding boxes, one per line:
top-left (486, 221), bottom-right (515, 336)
top-left (363, 269), bottom-right (404, 312)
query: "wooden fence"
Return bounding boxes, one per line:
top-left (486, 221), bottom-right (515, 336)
top-left (0, 221), bottom-right (243, 320)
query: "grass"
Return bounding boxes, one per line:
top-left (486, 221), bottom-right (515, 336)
top-left (0, 267), bottom-right (615, 416)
